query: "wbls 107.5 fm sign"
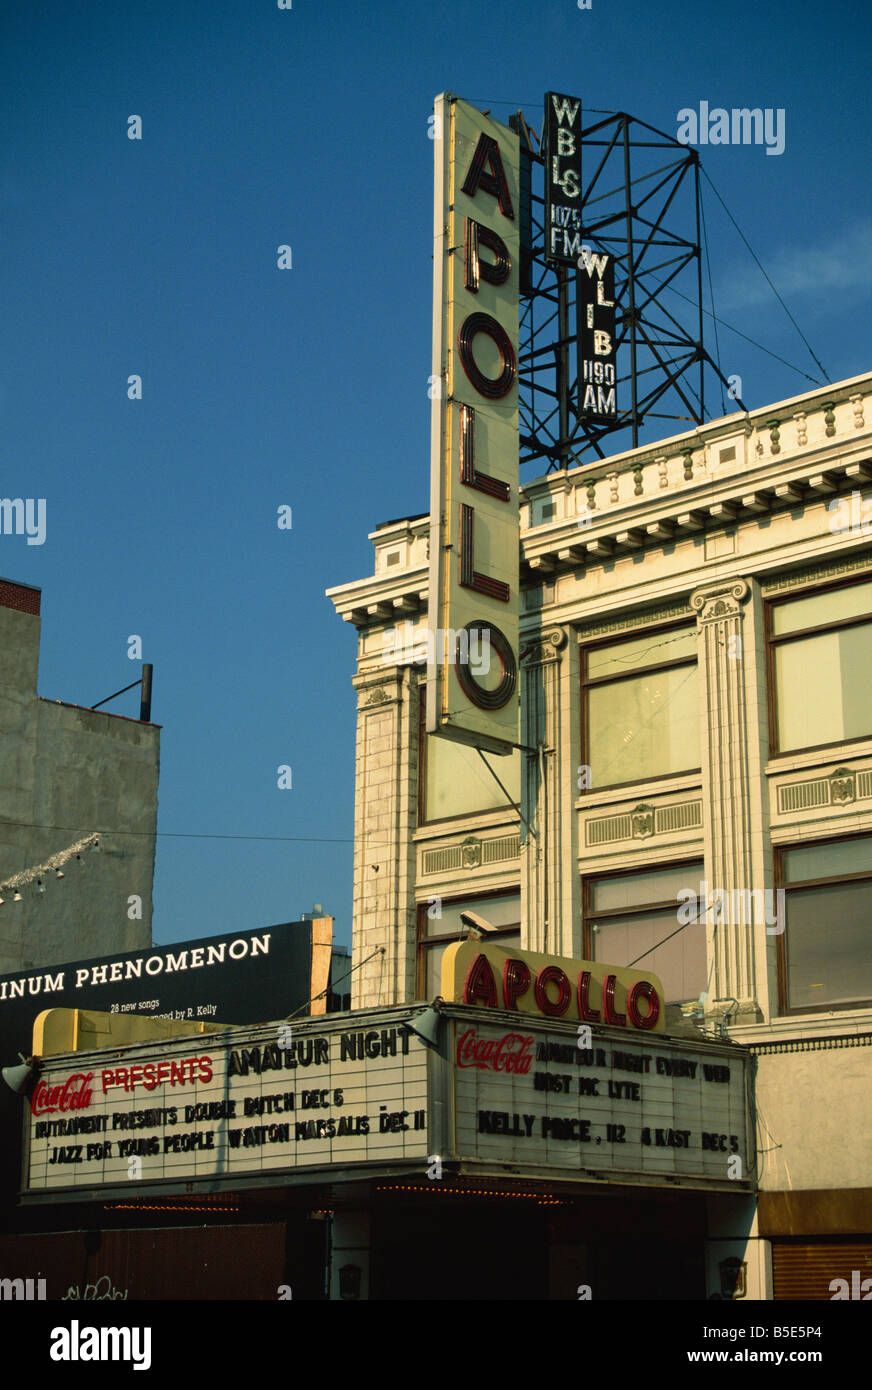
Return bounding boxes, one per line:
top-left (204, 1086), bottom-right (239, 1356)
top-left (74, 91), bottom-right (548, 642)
top-left (544, 92), bottom-right (618, 425)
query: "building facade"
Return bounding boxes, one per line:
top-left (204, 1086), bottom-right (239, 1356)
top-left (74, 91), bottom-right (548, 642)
top-left (0, 578), bottom-right (159, 974)
top-left (328, 371), bottom-right (872, 1299)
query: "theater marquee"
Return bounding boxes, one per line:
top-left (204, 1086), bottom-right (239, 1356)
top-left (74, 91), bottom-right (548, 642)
top-left (451, 1013), bottom-right (753, 1189)
top-left (427, 95), bottom-right (520, 756)
top-left (24, 1017), bottom-right (428, 1195)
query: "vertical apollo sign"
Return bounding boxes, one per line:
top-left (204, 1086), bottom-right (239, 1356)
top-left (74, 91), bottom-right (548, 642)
top-left (427, 96), bottom-right (520, 756)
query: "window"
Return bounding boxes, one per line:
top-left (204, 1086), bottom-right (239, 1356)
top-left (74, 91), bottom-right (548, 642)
top-left (768, 577), bottom-right (872, 754)
top-left (776, 835), bottom-right (872, 1014)
top-left (418, 687), bottom-right (521, 823)
top-left (416, 891), bottom-right (521, 998)
top-left (583, 863), bottom-right (706, 1005)
top-left (581, 623), bottom-right (699, 790)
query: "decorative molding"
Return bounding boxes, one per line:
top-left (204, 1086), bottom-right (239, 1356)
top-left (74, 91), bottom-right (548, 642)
top-left (421, 832), bottom-right (520, 876)
top-left (746, 1033), bottom-right (872, 1055)
top-left (361, 687), bottom-right (390, 706)
top-left (689, 578), bottom-right (750, 623)
top-left (522, 627), bottom-right (567, 663)
top-left (761, 552), bottom-right (872, 597)
top-left (584, 799), bottom-right (703, 847)
top-left (776, 764), bottom-right (872, 815)
top-left (460, 836), bottom-right (482, 869)
top-left (575, 601), bottom-right (692, 641)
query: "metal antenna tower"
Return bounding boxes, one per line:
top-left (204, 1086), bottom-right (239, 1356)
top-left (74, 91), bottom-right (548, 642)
top-left (510, 108), bottom-right (745, 472)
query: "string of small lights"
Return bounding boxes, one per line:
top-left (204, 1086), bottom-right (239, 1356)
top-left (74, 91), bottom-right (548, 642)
top-left (0, 831), bottom-right (101, 905)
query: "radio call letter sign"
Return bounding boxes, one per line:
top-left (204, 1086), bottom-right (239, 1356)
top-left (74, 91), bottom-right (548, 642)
top-left (544, 92), bottom-right (582, 266)
top-left (427, 95), bottom-right (520, 756)
top-left (579, 250), bottom-right (618, 421)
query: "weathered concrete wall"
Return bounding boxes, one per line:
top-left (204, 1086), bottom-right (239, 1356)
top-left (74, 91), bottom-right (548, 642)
top-left (752, 1038), bottom-right (872, 1191)
top-left (0, 589), bottom-right (158, 973)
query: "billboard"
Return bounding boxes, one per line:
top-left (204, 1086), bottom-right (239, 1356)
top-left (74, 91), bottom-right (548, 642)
top-left (427, 95), bottom-right (520, 756)
top-left (0, 920), bottom-right (331, 1061)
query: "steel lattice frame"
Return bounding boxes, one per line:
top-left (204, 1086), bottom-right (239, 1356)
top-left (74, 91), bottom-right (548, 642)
top-left (511, 109), bottom-right (742, 472)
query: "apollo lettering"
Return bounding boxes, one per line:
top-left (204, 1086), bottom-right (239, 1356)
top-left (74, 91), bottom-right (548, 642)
top-left (462, 953), bottom-right (661, 1031)
top-left (427, 99), bottom-right (520, 749)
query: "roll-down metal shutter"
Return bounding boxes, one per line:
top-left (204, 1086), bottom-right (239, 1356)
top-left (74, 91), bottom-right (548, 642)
top-left (772, 1242), bottom-right (872, 1300)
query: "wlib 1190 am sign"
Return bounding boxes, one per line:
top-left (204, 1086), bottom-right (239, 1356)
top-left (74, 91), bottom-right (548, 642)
top-left (579, 249), bottom-right (618, 422)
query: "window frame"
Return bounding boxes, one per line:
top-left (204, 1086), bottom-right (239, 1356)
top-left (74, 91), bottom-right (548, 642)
top-left (415, 886), bottom-right (521, 998)
top-left (766, 572), bottom-right (872, 759)
top-left (582, 857), bottom-right (705, 1003)
top-left (774, 830), bottom-right (872, 1016)
top-left (579, 617), bottom-right (701, 794)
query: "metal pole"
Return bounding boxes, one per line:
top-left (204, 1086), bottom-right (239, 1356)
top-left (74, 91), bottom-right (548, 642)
top-left (557, 266), bottom-right (570, 467)
top-left (694, 153), bottom-right (705, 423)
top-left (140, 664), bottom-right (153, 722)
top-left (622, 117), bottom-right (639, 447)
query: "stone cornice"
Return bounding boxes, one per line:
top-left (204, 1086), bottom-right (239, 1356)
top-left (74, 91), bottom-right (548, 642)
top-left (327, 564), bottom-right (428, 629)
top-left (327, 374), bottom-right (872, 630)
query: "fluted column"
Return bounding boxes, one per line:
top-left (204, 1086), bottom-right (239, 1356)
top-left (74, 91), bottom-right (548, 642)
top-left (349, 666), bottom-right (418, 1008)
top-left (521, 627), bottom-right (575, 957)
top-left (689, 578), bottom-right (761, 1015)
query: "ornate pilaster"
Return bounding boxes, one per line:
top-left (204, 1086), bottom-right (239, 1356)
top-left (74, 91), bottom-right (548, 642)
top-left (521, 627), bottom-right (575, 957)
top-left (689, 579), bottom-right (761, 1017)
top-left (350, 665), bottom-right (418, 1009)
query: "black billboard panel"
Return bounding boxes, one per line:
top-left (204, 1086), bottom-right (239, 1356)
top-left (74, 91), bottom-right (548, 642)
top-left (544, 92), bottom-right (582, 266)
top-left (0, 921), bottom-right (320, 1060)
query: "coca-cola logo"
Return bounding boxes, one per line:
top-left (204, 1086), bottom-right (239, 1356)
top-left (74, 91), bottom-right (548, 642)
top-left (30, 1072), bottom-right (94, 1116)
top-left (456, 1028), bottom-right (534, 1074)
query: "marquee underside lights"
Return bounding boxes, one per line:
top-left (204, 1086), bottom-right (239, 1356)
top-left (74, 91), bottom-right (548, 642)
top-left (427, 95), bottom-right (520, 756)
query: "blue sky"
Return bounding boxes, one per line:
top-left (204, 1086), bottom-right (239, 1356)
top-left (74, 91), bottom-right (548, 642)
top-left (2, 0), bottom-right (869, 951)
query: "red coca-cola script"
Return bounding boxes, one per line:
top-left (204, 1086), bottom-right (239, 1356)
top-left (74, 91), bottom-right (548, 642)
top-left (30, 1072), bottom-right (94, 1116)
top-left (456, 1028), bottom-right (534, 1074)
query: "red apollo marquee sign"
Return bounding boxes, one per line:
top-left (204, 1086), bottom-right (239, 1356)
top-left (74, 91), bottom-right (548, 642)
top-left (442, 940), bottom-right (665, 1033)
